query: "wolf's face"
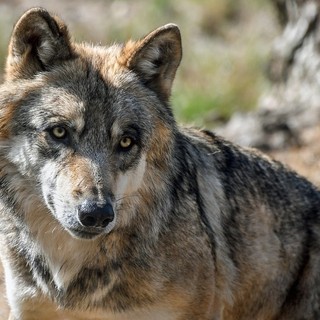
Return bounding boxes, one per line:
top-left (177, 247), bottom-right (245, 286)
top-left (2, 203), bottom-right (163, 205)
top-left (7, 71), bottom-right (152, 239)
top-left (1, 8), bottom-right (181, 239)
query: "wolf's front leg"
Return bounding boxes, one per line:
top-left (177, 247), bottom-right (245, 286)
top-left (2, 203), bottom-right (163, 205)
top-left (7, 297), bottom-right (63, 320)
top-left (2, 264), bottom-right (59, 320)
top-left (8, 313), bottom-right (15, 320)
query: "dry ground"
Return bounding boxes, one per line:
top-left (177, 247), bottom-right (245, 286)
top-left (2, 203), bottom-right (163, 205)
top-left (270, 127), bottom-right (320, 187)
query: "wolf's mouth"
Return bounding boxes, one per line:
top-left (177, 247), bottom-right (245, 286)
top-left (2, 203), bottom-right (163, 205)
top-left (67, 228), bottom-right (104, 240)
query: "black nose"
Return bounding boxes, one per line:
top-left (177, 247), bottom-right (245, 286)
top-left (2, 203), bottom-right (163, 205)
top-left (78, 201), bottom-right (114, 228)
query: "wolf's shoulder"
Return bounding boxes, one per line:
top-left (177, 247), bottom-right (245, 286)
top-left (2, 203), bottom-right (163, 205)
top-left (180, 126), bottom-right (294, 169)
top-left (179, 126), bottom-right (320, 207)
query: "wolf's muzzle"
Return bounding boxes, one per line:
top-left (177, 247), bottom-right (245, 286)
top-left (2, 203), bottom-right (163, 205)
top-left (78, 200), bottom-right (114, 229)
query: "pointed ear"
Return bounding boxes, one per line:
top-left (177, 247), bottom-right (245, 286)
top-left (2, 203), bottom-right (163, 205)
top-left (5, 8), bottom-right (73, 81)
top-left (120, 24), bottom-right (182, 102)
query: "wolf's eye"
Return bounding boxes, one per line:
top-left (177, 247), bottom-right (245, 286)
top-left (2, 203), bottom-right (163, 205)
top-left (49, 126), bottom-right (68, 140)
top-left (119, 137), bottom-right (133, 149)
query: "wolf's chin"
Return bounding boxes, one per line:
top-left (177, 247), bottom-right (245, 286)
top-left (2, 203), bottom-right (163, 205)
top-left (66, 228), bottom-right (105, 240)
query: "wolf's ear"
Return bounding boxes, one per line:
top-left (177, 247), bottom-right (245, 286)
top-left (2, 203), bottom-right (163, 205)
top-left (120, 24), bottom-right (182, 102)
top-left (5, 8), bottom-right (73, 81)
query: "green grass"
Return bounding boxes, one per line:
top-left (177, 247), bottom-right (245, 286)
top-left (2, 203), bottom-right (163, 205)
top-left (172, 37), bottom-right (271, 126)
top-left (170, 0), bottom-right (276, 126)
top-left (0, 21), bottom-right (9, 81)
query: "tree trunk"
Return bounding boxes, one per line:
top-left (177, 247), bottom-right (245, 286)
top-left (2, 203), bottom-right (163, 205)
top-left (220, 0), bottom-right (320, 151)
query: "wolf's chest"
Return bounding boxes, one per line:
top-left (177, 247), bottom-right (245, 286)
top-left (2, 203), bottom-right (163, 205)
top-left (19, 298), bottom-right (179, 320)
top-left (63, 307), bottom-right (179, 320)
top-left (30, 235), bottom-right (158, 313)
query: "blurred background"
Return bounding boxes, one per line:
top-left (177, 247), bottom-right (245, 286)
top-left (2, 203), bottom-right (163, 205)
top-left (0, 0), bottom-right (278, 126)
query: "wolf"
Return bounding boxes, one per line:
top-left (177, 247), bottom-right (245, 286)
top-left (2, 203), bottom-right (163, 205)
top-left (0, 7), bottom-right (320, 320)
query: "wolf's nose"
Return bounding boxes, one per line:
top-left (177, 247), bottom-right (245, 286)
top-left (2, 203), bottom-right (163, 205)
top-left (78, 201), bottom-right (114, 228)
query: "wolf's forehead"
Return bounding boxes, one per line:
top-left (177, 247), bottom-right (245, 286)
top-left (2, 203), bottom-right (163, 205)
top-left (42, 88), bottom-right (85, 111)
top-left (34, 82), bottom-right (141, 132)
top-left (28, 87), bottom-right (85, 128)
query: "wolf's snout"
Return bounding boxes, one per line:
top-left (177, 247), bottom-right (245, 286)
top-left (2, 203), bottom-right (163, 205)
top-left (78, 201), bottom-right (114, 229)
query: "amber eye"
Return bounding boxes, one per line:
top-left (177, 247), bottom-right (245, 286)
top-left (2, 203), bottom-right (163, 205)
top-left (50, 126), bottom-right (68, 140)
top-left (119, 137), bottom-right (133, 149)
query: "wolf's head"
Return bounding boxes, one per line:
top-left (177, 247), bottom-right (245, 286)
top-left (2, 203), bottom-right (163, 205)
top-left (0, 8), bottom-right (182, 239)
